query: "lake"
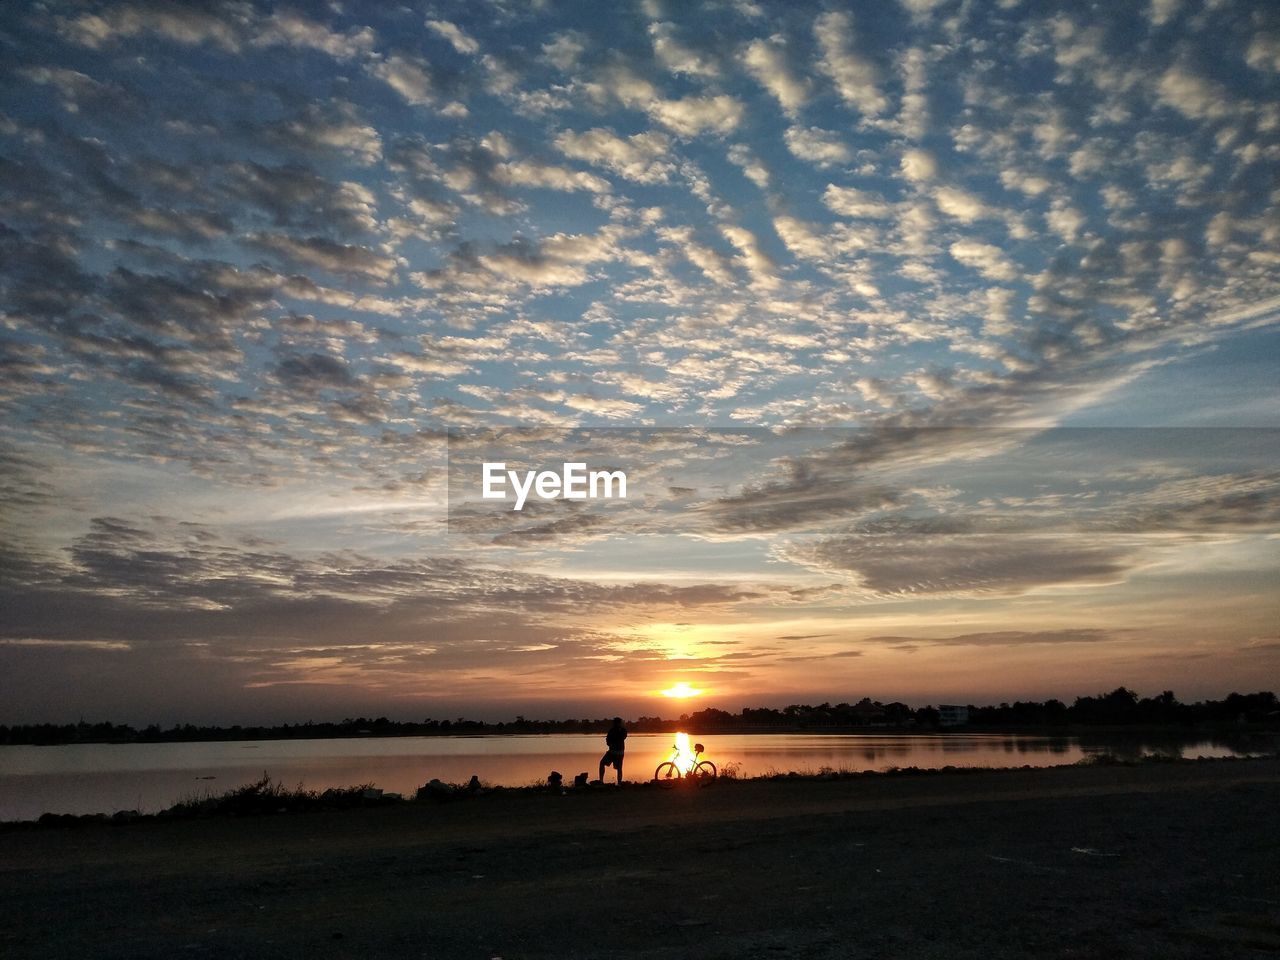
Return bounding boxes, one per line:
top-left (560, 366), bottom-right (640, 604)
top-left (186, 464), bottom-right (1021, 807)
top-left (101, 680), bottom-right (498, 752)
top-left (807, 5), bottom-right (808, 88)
top-left (0, 731), bottom-right (1273, 822)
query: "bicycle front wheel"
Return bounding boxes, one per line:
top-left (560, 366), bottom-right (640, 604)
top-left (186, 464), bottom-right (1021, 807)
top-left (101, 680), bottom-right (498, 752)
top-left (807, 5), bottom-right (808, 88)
top-left (691, 760), bottom-right (717, 782)
top-left (654, 761), bottom-right (682, 786)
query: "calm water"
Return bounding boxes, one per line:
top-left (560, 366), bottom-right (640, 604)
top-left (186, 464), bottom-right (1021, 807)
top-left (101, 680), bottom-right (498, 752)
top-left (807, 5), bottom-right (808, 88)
top-left (0, 731), bottom-right (1273, 822)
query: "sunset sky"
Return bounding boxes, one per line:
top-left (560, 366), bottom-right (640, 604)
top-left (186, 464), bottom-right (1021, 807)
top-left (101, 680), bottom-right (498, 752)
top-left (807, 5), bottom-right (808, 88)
top-left (1, 0), bottom-right (1277, 725)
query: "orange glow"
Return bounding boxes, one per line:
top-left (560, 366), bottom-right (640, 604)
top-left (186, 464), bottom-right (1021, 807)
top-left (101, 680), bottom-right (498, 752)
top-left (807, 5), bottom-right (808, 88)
top-left (672, 731), bottom-right (697, 773)
top-left (660, 682), bottom-right (703, 699)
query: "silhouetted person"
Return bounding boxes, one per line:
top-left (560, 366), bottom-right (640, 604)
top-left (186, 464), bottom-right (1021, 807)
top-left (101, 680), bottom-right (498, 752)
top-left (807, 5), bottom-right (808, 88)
top-left (598, 717), bottom-right (627, 784)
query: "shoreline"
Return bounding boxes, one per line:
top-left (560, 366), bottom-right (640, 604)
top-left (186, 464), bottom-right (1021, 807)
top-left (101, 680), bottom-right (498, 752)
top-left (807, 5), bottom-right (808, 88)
top-left (7, 729), bottom-right (1276, 825)
top-left (4, 750), bottom-right (1276, 828)
top-left (5, 721), bottom-right (1278, 747)
top-left (2, 757), bottom-right (1278, 958)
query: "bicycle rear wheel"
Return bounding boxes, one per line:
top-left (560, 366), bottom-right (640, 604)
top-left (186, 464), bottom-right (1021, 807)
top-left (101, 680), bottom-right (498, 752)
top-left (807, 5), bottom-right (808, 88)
top-left (653, 761), bottom-right (681, 786)
top-left (691, 760), bottom-right (717, 782)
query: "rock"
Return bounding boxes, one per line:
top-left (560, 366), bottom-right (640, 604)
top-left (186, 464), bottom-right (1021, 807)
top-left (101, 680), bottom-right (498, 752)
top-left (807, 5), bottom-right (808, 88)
top-left (416, 778), bottom-right (459, 801)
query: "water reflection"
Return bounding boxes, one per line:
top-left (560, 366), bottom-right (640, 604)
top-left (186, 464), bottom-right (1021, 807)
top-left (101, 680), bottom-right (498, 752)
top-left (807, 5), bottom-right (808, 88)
top-left (0, 730), bottom-right (1273, 821)
top-left (1075, 730), bottom-right (1273, 762)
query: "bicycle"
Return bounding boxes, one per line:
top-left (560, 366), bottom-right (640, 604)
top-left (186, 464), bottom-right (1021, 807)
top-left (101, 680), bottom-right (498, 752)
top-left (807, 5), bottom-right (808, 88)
top-left (653, 741), bottom-right (717, 786)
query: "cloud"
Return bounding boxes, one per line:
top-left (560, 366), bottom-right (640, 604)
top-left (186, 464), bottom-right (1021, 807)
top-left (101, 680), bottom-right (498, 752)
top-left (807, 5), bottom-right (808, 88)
top-left (727, 144), bottom-right (770, 189)
top-left (387, 337), bottom-right (490, 379)
top-left (426, 19), bottom-right (480, 55)
top-left (227, 163), bottom-right (378, 233)
top-left (490, 512), bottom-right (610, 547)
top-left (898, 0), bottom-right (946, 20)
top-left (1246, 34), bottom-right (1280, 73)
top-left (900, 148), bottom-right (937, 181)
top-left (590, 65), bottom-right (743, 137)
top-left (650, 95), bottom-right (744, 137)
top-left (1046, 198), bottom-right (1086, 244)
top-left (1000, 168), bottom-right (1053, 196)
top-left (823, 185), bottom-right (895, 219)
top-left (561, 394), bottom-right (646, 418)
top-left (60, 2), bottom-right (247, 51)
top-left (1105, 471), bottom-right (1280, 533)
top-left (773, 215), bottom-right (829, 261)
top-left (493, 158), bottom-right (611, 194)
top-left (17, 66), bottom-right (136, 116)
top-left (783, 534), bottom-right (1139, 597)
top-left (649, 21), bottom-right (720, 77)
top-left (775, 648), bottom-right (863, 663)
top-left (96, 265), bottom-right (257, 351)
top-left (1146, 0), bottom-right (1180, 28)
top-left (658, 226), bottom-right (737, 285)
top-left (248, 233), bottom-right (398, 282)
top-left (126, 206), bottom-right (232, 244)
top-left (479, 53), bottom-right (521, 99)
top-left (893, 47), bottom-right (929, 140)
top-left (5, 0), bottom-right (1280, 715)
top-left (419, 130), bottom-right (620, 212)
top-left (814, 11), bottom-right (887, 116)
top-left (695, 446), bottom-right (905, 534)
top-left (368, 55), bottom-right (435, 106)
top-left (741, 37), bottom-right (808, 116)
top-left (868, 629), bottom-right (1113, 647)
top-left (720, 224), bottom-right (780, 290)
top-left (555, 128), bottom-right (675, 184)
top-left (59, 4), bottom-right (366, 64)
top-left (253, 11), bottom-right (375, 59)
top-left (542, 31), bottom-right (586, 71)
top-left (272, 351), bottom-right (360, 395)
top-left (1156, 65), bottom-right (1234, 120)
top-left (0, 450), bottom-right (61, 516)
top-left (0, 518), bottom-right (778, 671)
top-left (414, 226), bottom-right (627, 292)
top-left (949, 239), bottom-right (1018, 281)
top-left (593, 370), bottom-right (685, 404)
top-left (784, 126), bottom-right (851, 168)
top-left (469, 248), bottom-right (590, 288)
top-left (266, 100), bottom-right (383, 164)
top-left (934, 185), bottom-right (990, 222)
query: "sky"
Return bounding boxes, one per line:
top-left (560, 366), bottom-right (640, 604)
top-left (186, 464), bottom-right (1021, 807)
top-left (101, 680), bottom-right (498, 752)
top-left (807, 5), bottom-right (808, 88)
top-left (1, 0), bottom-right (1277, 725)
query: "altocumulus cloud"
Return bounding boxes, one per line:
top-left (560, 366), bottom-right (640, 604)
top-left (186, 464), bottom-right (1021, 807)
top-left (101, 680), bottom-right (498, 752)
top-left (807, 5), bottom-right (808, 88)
top-left (0, 0), bottom-right (1276, 715)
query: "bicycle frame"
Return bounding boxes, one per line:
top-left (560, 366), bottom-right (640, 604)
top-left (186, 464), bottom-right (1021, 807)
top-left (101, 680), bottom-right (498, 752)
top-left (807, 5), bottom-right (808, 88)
top-left (654, 741), bottom-right (717, 783)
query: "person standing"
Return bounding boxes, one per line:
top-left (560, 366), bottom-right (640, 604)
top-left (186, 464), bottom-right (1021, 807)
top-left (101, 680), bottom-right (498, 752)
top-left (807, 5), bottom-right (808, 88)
top-left (598, 717), bottom-right (627, 784)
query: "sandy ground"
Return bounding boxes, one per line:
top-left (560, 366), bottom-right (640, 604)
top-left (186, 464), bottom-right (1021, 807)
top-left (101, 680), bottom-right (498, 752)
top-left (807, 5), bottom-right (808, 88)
top-left (2, 759), bottom-right (1278, 959)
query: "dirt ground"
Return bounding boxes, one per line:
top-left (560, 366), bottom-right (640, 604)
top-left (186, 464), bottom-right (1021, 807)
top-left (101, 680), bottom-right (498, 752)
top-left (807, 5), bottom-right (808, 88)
top-left (2, 758), bottom-right (1278, 959)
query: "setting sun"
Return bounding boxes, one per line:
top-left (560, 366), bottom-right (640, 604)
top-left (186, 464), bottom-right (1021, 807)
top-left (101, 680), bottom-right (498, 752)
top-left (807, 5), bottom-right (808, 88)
top-left (660, 682), bottom-right (704, 699)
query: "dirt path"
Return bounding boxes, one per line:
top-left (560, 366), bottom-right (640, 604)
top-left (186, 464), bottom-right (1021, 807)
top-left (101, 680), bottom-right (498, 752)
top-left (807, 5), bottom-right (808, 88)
top-left (3, 759), bottom-right (1278, 959)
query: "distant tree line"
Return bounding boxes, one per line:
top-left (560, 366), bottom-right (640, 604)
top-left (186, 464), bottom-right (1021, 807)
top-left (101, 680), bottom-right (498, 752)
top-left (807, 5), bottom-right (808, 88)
top-left (670, 689), bottom-right (1279, 730)
top-left (2, 688), bottom-right (1276, 745)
